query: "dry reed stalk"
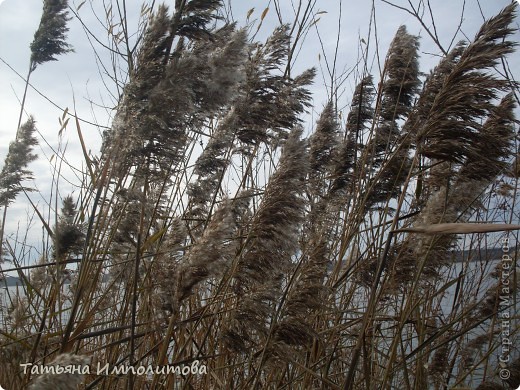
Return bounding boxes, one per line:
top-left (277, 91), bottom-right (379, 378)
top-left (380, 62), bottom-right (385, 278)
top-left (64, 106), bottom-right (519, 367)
top-left (394, 223), bottom-right (520, 235)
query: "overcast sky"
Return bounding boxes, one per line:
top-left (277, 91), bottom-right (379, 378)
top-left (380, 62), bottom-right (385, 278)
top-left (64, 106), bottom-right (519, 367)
top-left (0, 0), bottom-right (518, 265)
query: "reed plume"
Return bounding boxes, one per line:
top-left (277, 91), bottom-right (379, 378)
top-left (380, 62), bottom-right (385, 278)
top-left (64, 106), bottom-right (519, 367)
top-left (235, 25), bottom-right (315, 146)
top-left (0, 117), bottom-right (39, 205)
top-left (28, 353), bottom-right (90, 390)
top-left (456, 93), bottom-right (516, 182)
top-left (271, 233), bottom-right (329, 353)
top-left (310, 102), bottom-right (339, 177)
top-left (364, 25), bottom-right (420, 207)
top-left (417, 3), bottom-right (516, 163)
top-left (387, 4), bottom-right (517, 287)
top-left (54, 195), bottom-right (84, 260)
top-left (30, 0), bottom-right (73, 71)
top-left (380, 26), bottom-right (421, 122)
top-left (331, 75), bottom-right (375, 195)
top-left (104, 6), bottom-right (246, 180)
top-left (224, 127), bottom-right (309, 352)
top-left (234, 127), bottom-right (308, 287)
top-left (175, 0), bottom-right (223, 39)
top-left (187, 110), bottom-right (238, 219)
top-left (175, 194), bottom-right (250, 303)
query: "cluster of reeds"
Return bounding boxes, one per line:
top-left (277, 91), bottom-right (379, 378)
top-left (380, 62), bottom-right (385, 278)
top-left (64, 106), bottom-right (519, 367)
top-left (0, 1), bottom-right (519, 389)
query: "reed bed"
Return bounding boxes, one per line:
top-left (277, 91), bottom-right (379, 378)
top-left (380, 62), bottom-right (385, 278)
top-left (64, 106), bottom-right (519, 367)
top-left (0, 1), bottom-right (519, 389)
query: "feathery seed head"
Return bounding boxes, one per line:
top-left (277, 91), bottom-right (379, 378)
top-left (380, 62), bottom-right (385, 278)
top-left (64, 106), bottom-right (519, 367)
top-left (28, 353), bottom-right (90, 389)
top-left (30, 0), bottom-right (73, 71)
top-left (0, 117), bottom-right (39, 205)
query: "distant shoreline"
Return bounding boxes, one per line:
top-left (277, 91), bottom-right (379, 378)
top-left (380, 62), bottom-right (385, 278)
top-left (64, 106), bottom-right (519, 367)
top-left (0, 247), bottom-right (514, 288)
top-left (0, 275), bottom-right (27, 288)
